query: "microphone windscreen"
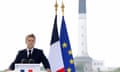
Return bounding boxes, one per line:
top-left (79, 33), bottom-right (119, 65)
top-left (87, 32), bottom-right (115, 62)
top-left (28, 59), bottom-right (34, 63)
top-left (21, 59), bottom-right (28, 63)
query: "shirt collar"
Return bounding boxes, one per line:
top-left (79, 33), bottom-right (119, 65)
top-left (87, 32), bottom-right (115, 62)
top-left (26, 48), bottom-right (34, 55)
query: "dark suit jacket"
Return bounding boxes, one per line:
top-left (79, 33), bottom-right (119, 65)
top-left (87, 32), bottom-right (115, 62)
top-left (9, 48), bottom-right (50, 70)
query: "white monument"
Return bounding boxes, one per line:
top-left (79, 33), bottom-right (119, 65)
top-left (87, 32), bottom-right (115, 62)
top-left (75, 0), bottom-right (92, 72)
top-left (77, 0), bottom-right (88, 57)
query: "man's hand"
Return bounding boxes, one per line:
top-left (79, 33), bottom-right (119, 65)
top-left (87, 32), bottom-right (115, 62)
top-left (4, 69), bottom-right (10, 72)
top-left (46, 69), bottom-right (51, 72)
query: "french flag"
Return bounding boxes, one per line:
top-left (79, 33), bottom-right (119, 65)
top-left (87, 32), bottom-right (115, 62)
top-left (20, 69), bottom-right (32, 72)
top-left (48, 15), bottom-right (65, 72)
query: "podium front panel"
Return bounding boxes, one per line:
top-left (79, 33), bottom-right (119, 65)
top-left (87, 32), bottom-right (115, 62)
top-left (15, 64), bottom-right (40, 72)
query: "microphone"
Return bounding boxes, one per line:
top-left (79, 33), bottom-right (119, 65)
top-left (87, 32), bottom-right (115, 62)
top-left (21, 59), bottom-right (28, 63)
top-left (28, 59), bottom-right (34, 63)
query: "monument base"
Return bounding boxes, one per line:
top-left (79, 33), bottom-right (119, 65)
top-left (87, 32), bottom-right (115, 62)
top-left (74, 56), bottom-right (92, 72)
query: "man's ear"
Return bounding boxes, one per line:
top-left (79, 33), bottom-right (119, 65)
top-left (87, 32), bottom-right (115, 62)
top-left (25, 40), bottom-right (27, 44)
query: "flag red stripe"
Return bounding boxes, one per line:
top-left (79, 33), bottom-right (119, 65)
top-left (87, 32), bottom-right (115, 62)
top-left (57, 68), bottom-right (65, 72)
top-left (28, 69), bottom-right (32, 72)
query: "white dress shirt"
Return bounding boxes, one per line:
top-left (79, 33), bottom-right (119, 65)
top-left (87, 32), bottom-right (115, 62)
top-left (26, 48), bottom-right (34, 57)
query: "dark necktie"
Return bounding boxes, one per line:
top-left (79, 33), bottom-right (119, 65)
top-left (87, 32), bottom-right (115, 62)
top-left (28, 50), bottom-right (32, 59)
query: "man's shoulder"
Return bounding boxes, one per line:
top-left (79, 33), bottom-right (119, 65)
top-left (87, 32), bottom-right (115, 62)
top-left (18, 48), bottom-right (43, 53)
top-left (18, 49), bottom-right (26, 53)
top-left (33, 48), bottom-right (43, 52)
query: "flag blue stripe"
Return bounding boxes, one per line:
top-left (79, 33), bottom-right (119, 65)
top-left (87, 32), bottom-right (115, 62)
top-left (50, 15), bottom-right (59, 45)
top-left (20, 69), bottom-right (24, 72)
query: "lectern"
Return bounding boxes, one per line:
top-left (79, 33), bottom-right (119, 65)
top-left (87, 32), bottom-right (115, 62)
top-left (15, 64), bottom-right (41, 72)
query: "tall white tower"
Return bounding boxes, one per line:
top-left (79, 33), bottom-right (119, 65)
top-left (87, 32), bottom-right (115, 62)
top-left (78, 0), bottom-right (88, 57)
top-left (75, 0), bottom-right (92, 72)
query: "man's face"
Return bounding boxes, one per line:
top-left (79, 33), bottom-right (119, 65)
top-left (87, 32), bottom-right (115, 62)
top-left (26, 37), bottom-right (35, 49)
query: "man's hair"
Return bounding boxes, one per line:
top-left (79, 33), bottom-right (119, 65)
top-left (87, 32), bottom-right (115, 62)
top-left (26, 34), bottom-right (36, 40)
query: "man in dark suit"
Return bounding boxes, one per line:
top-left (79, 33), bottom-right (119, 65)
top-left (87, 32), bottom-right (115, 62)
top-left (6, 34), bottom-right (51, 72)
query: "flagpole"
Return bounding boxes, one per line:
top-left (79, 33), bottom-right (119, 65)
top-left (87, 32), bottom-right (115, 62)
top-left (61, 1), bottom-right (65, 16)
top-left (54, 0), bottom-right (58, 15)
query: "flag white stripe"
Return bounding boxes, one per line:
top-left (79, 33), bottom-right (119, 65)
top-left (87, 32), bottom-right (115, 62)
top-left (48, 41), bottom-right (64, 72)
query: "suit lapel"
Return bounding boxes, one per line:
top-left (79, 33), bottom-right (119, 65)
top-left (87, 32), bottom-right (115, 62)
top-left (31, 48), bottom-right (35, 58)
top-left (24, 49), bottom-right (27, 58)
